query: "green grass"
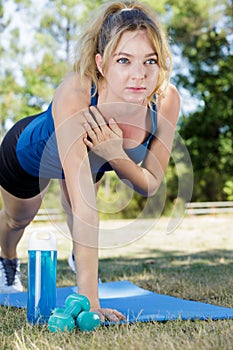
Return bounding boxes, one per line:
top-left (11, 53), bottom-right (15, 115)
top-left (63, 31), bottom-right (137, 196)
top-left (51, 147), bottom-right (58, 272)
top-left (1, 216), bottom-right (233, 349)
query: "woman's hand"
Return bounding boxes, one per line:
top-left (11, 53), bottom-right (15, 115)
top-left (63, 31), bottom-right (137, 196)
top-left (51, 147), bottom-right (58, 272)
top-left (83, 106), bottom-right (124, 161)
top-left (91, 307), bottom-right (126, 323)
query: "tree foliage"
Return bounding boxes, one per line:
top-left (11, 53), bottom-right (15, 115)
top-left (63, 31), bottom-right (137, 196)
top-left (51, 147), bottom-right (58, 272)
top-left (166, 0), bottom-right (233, 201)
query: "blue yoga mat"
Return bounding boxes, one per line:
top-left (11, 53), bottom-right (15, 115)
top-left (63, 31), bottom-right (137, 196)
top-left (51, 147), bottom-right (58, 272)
top-left (1, 281), bottom-right (233, 323)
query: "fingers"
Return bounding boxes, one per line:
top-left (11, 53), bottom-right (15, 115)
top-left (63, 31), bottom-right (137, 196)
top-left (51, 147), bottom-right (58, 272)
top-left (83, 107), bottom-right (109, 145)
top-left (91, 308), bottom-right (126, 323)
top-left (83, 121), bottom-right (105, 149)
top-left (84, 122), bottom-right (96, 140)
top-left (84, 107), bottom-right (119, 136)
top-left (109, 308), bottom-right (126, 321)
top-left (103, 308), bottom-right (126, 322)
top-left (89, 106), bottom-right (106, 127)
top-left (109, 118), bottom-right (123, 137)
top-left (84, 106), bottom-right (106, 130)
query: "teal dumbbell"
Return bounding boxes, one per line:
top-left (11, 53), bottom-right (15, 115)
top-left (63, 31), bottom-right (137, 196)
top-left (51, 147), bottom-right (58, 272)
top-left (48, 293), bottom-right (90, 332)
top-left (64, 294), bottom-right (101, 332)
top-left (65, 293), bottom-right (90, 315)
top-left (76, 311), bottom-right (101, 332)
top-left (48, 310), bottom-right (75, 332)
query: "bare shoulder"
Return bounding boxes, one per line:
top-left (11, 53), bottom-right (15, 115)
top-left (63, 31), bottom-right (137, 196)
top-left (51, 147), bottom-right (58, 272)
top-left (166, 83), bottom-right (180, 102)
top-left (52, 72), bottom-right (92, 123)
top-left (158, 83), bottom-right (180, 126)
top-left (58, 71), bottom-right (91, 92)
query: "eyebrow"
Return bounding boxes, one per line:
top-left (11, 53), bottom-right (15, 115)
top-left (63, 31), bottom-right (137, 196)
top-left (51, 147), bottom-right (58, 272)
top-left (114, 51), bottom-right (158, 58)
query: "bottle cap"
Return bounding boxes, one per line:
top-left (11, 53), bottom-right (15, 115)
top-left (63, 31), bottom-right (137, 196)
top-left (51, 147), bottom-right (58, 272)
top-left (28, 231), bottom-right (57, 251)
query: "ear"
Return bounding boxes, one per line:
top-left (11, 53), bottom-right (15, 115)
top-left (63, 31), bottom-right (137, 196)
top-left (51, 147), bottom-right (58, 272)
top-left (95, 53), bottom-right (104, 77)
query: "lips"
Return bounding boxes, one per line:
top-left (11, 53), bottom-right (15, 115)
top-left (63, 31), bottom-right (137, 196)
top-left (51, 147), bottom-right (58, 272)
top-left (127, 87), bottom-right (146, 92)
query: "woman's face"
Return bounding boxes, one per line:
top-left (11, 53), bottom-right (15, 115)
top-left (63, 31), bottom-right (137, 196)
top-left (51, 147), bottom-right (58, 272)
top-left (96, 29), bottom-right (160, 105)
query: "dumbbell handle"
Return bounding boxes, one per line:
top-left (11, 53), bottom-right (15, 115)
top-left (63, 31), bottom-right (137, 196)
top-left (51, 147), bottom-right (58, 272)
top-left (65, 293), bottom-right (90, 312)
top-left (63, 300), bottom-right (82, 318)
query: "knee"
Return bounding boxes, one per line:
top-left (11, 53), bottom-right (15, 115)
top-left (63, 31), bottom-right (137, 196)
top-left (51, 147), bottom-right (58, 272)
top-left (4, 211), bottom-right (32, 231)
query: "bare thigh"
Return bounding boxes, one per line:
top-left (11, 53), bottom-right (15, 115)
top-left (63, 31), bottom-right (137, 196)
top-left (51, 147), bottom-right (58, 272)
top-left (1, 185), bottom-right (49, 225)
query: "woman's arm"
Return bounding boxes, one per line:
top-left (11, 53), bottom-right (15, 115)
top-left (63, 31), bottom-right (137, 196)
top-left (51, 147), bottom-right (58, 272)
top-left (83, 84), bottom-right (180, 197)
top-left (52, 73), bottom-right (125, 321)
top-left (135, 83), bottom-right (180, 195)
top-left (53, 73), bottom-right (100, 306)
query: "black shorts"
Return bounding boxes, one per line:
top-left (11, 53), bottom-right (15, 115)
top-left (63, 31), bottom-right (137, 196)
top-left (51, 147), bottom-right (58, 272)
top-left (0, 116), bottom-right (50, 199)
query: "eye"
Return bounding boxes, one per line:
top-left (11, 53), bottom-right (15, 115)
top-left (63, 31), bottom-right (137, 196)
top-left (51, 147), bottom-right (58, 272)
top-left (117, 57), bottom-right (130, 64)
top-left (145, 58), bottom-right (158, 65)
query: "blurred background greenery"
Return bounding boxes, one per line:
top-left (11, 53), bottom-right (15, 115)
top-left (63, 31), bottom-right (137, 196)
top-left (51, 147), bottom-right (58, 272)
top-left (0, 0), bottom-right (232, 218)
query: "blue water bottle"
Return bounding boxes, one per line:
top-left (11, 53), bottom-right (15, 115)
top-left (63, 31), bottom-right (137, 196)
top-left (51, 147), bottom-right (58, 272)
top-left (27, 231), bottom-right (57, 324)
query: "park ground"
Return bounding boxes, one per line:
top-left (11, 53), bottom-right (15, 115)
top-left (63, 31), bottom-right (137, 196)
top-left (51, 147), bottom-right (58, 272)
top-left (1, 215), bottom-right (233, 350)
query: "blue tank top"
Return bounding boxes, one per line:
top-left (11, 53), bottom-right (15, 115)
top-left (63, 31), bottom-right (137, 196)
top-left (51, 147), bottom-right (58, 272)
top-left (16, 93), bottom-right (157, 179)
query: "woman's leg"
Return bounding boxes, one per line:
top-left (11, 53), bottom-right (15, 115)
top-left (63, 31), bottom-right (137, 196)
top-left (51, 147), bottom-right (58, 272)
top-left (0, 186), bottom-right (48, 259)
top-left (0, 185), bottom-right (49, 292)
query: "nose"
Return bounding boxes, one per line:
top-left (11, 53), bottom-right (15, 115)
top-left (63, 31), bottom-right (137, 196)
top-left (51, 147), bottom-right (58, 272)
top-left (130, 61), bottom-right (146, 80)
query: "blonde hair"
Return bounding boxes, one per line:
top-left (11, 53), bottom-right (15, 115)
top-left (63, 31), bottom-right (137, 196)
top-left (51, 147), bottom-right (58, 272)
top-left (74, 0), bottom-right (172, 104)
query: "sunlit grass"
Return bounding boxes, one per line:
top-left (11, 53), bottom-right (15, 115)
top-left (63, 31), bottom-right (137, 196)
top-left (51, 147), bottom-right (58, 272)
top-left (1, 215), bottom-right (233, 349)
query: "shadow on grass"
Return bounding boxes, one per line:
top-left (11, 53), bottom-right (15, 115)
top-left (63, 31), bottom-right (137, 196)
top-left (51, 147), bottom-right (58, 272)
top-left (19, 248), bottom-right (233, 308)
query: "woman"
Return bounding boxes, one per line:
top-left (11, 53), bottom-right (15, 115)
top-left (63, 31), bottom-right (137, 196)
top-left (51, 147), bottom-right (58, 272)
top-left (0, 0), bottom-right (180, 322)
